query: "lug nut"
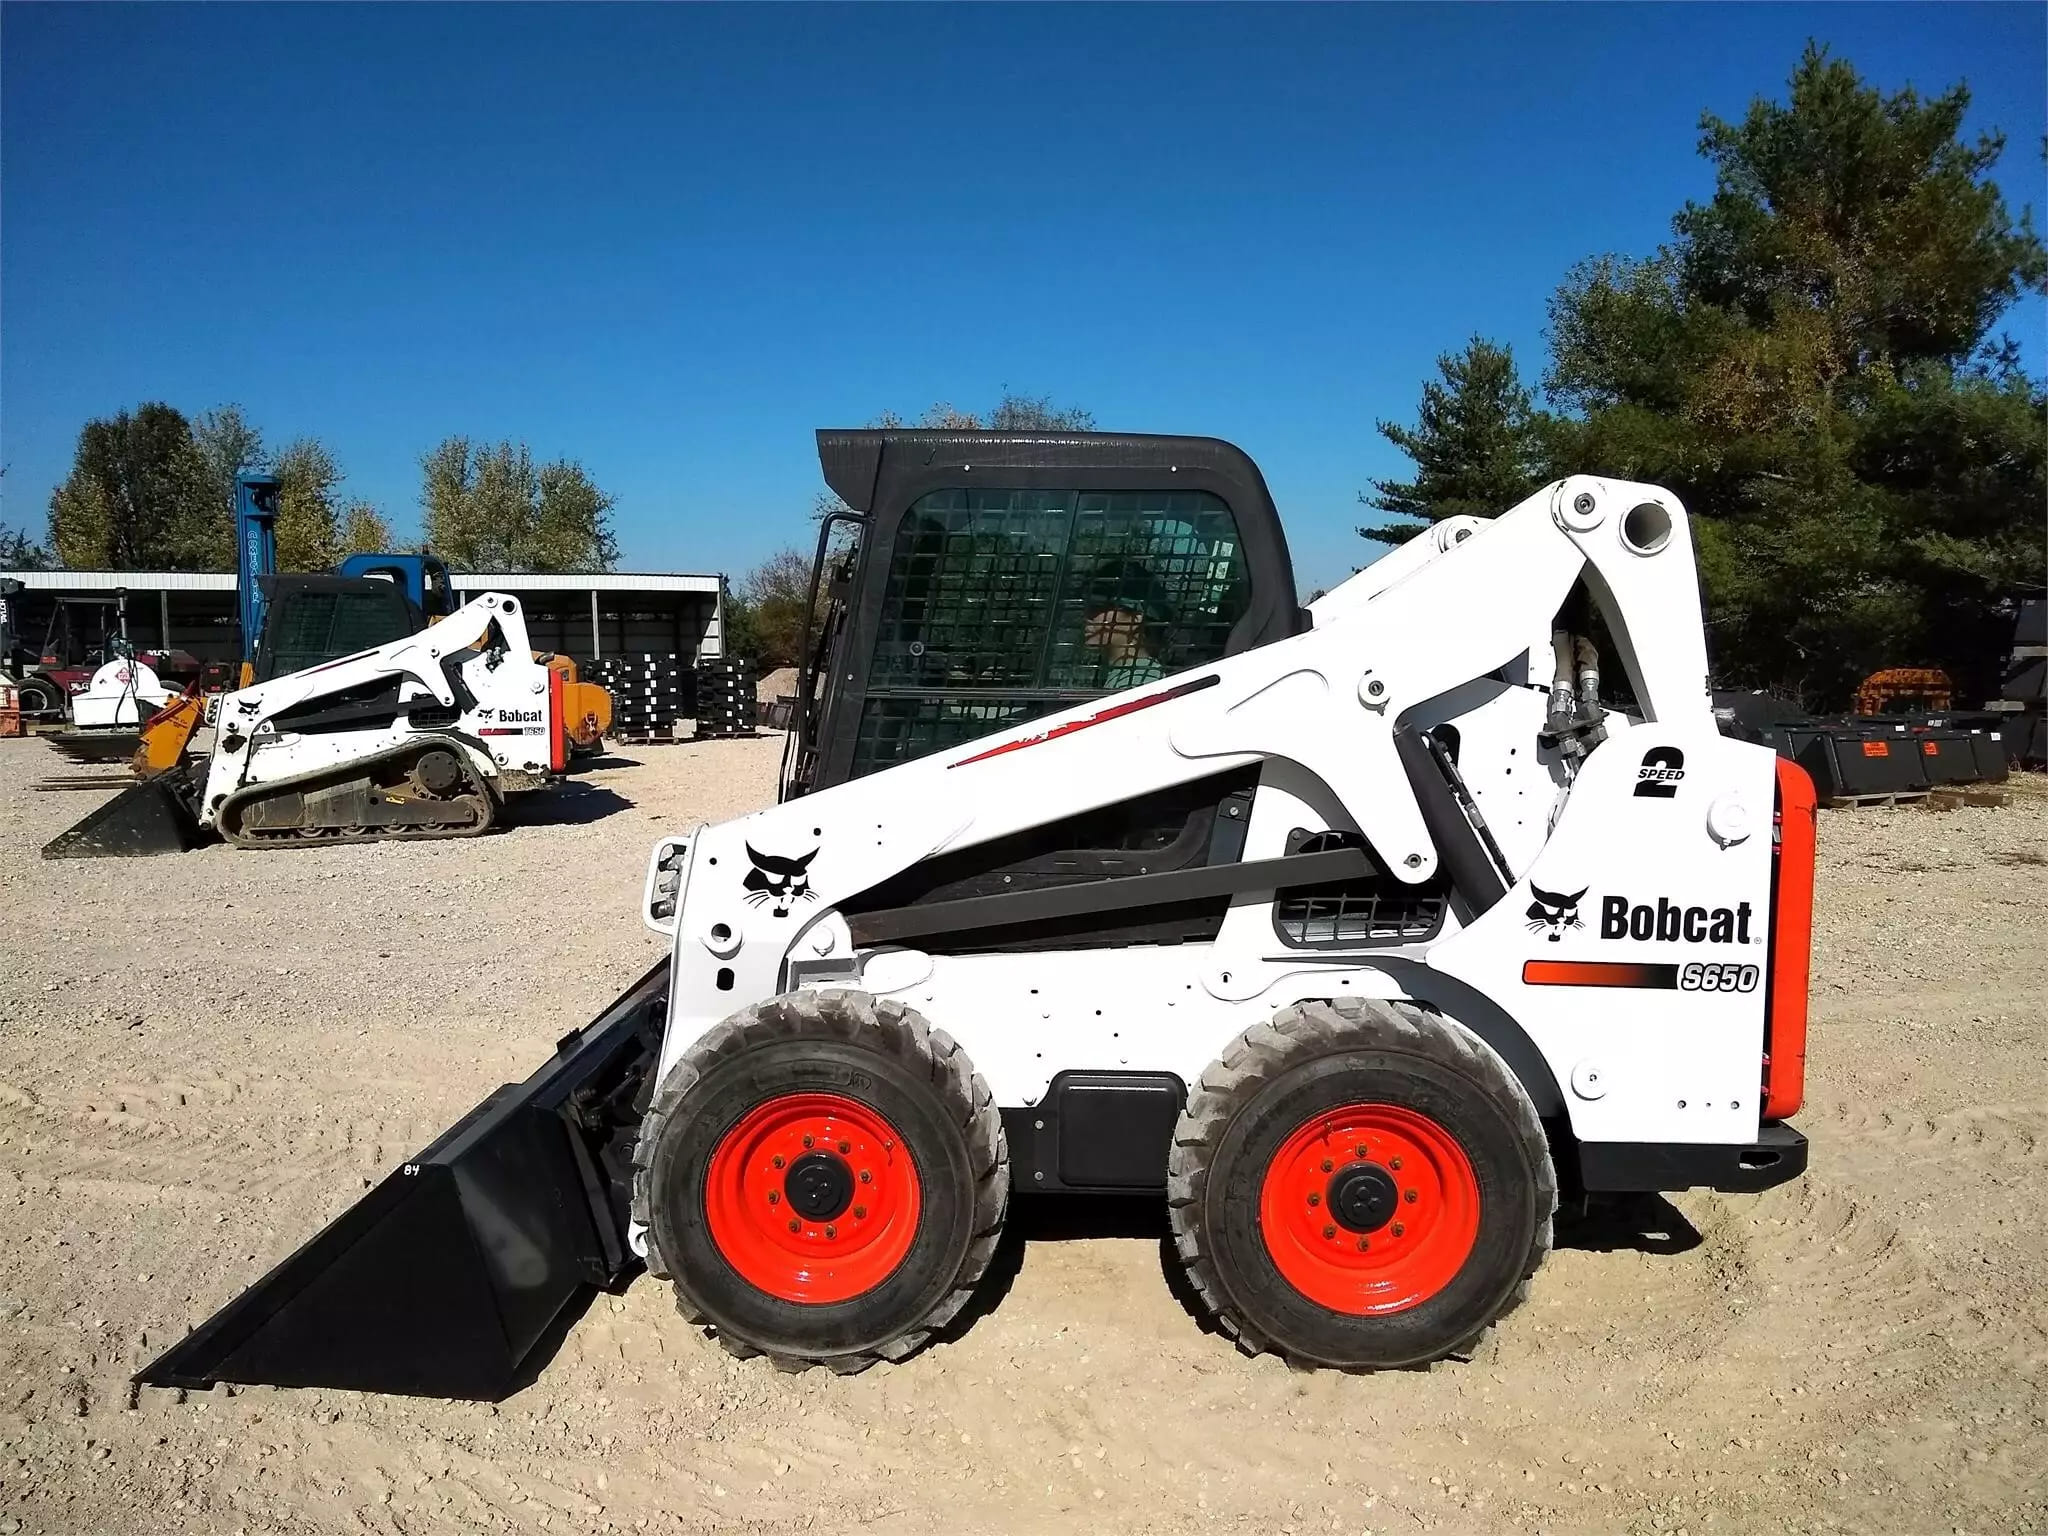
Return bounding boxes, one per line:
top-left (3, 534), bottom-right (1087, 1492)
top-left (802, 1135), bottom-right (814, 1149)
top-left (787, 1218), bottom-right (800, 1232)
top-left (1320, 1158), bottom-right (1333, 1172)
top-left (838, 1140), bottom-right (851, 1154)
top-left (1389, 1157), bottom-right (1403, 1171)
top-left (1356, 1238), bottom-right (1370, 1252)
top-left (768, 1191), bottom-right (780, 1205)
top-left (1322, 1225), bottom-right (1335, 1240)
top-left (1403, 1189), bottom-right (1417, 1204)
top-left (854, 1205), bottom-right (867, 1220)
top-left (825, 1224), bottom-right (837, 1240)
top-left (859, 1170), bottom-right (872, 1184)
top-left (1354, 1144), bottom-right (1367, 1158)
top-left (772, 1155), bottom-right (785, 1169)
top-left (1306, 1192), bottom-right (1320, 1207)
top-left (1392, 1222), bottom-right (1405, 1237)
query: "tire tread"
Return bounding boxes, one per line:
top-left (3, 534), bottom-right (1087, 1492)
top-left (629, 989), bottom-right (1009, 1372)
top-left (1165, 997), bottom-right (1555, 1369)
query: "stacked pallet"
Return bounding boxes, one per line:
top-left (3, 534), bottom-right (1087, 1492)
top-left (589, 653), bottom-right (695, 742)
top-left (694, 656), bottom-right (758, 738)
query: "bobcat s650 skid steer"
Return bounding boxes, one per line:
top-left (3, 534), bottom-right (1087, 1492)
top-left (137, 432), bottom-right (1813, 1397)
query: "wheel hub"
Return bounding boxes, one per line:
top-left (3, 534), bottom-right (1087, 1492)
top-left (784, 1151), bottom-right (854, 1221)
top-left (1258, 1102), bottom-right (1481, 1316)
top-left (703, 1092), bottom-right (922, 1304)
top-left (1326, 1162), bottom-right (1399, 1233)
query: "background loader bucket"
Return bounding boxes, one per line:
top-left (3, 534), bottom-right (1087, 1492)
top-left (41, 773), bottom-right (203, 859)
top-left (136, 960), bottom-right (668, 1400)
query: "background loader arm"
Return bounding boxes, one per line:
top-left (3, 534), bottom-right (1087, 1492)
top-left (214, 594), bottom-right (531, 735)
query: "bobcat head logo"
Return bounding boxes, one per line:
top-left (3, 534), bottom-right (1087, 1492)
top-left (744, 844), bottom-right (819, 918)
top-left (1525, 883), bottom-right (1587, 943)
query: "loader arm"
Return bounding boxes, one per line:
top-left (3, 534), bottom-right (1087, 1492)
top-left (655, 475), bottom-right (1716, 1066)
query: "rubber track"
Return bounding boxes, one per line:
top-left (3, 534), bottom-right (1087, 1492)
top-left (218, 741), bottom-right (496, 848)
top-left (1165, 996), bottom-right (1556, 1368)
top-left (630, 989), bottom-right (1009, 1373)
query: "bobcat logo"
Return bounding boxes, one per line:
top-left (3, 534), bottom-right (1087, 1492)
top-left (744, 844), bottom-right (819, 918)
top-left (1525, 883), bottom-right (1587, 943)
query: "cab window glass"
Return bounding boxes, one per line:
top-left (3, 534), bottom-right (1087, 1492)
top-left (851, 488), bottom-right (1249, 776)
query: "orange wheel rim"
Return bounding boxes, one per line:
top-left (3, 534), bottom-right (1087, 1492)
top-left (1258, 1102), bottom-right (1479, 1315)
top-left (704, 1092), bottom-right (921, 1304)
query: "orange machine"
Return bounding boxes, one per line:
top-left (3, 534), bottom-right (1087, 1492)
top-left (1855, 667), bottom-right (1951, 716)
top-left (546, 654), bottom-right (613, 756)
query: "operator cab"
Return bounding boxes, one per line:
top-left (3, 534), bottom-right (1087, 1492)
top-left (786, 430), bottom-right (1307, 798)
top-left (254, 575), bottom-right (432, 684)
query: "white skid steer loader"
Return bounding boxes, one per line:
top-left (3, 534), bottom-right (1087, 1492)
top-left (46, 590), bottom-right (566, 856)
top-left (138, 433), bottom-right (1814, 1398)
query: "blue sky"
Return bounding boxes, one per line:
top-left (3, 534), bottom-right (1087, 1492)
top-left (3, 4), bottom-right (2042, 591)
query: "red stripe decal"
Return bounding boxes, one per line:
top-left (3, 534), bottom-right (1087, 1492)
top-left (949, 675), bottom-right (1219, 768)
top-left (1522, 960), bottom-right (1680, 989)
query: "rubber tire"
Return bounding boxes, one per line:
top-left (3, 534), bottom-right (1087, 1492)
top-left (632, 989), bottom-right (1008, 1372)
top-left (16, 676), bottom-right (63, 720)
top-left (1168, 997), bottom-right (1554, 1370)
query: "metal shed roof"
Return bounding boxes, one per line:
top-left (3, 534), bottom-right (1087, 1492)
top-left (0, 570), bottom-right (237, 592)
top-left (449, 571), bottom-right (722, 593)
top-left (3, 569), bottom-right (722, 595)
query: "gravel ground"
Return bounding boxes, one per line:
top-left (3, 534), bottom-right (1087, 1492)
top-left (0, 735), bottom-right (2042, 1536)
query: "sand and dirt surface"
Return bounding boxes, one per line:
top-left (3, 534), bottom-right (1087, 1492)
top-left (1, 734), bottom-right (2042, 1535)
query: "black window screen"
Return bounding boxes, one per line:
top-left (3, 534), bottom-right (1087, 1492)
top-left (852, 489), bottom-right (1249, 776)
top-left (260, 589), bottom-right (419, 682)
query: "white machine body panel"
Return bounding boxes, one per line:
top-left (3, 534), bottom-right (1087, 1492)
top-left (647, 476), bottom-right (1777, 1170)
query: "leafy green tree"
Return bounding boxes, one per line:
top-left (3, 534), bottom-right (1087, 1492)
top-left (0, 523), bottom-right (52, 570)
top-left (47, 403), bottom-right (221, 569)
top-left (193, 405), bottom-right (267, 528)
top-left (339, 501), bottom-right (397, 556)
top-left (272, 438), bottom-right (345, 571)
top-left (724, 547), bottom-right (817, 669)
top-left (420, 438), bottom-right (618, 571)
top-left (985, 392), bottom-right (1096, 431)
top-left (869, 393), bottom-right (1096, 432)
top-left (533, 460), bottom-right (620, 570)
top-left (1541, 45), bottom-right (2045, 704)
top-left (1361, 338), bottom-right (1550, 545)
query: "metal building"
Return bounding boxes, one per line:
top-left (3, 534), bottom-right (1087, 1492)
top-left (0, 568), bottom-right (725, 667)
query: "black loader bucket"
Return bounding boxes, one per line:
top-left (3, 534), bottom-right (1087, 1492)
top-left (41, 769), bottom-right (203, 859)
top-left (136, 959), bottom-right (669, 1400)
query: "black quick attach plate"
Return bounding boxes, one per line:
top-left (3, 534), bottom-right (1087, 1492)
top-left (134, 961), bottom-right (669, 1400)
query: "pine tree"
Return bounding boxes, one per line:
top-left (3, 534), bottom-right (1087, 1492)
top-left (1360, 338), bottom-right (1548, 546)
top-left (1543, 44), bottom-right (2046, 703)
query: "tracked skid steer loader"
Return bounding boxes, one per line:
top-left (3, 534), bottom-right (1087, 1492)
top-left (49, 588), bottom-right (569, 857)
top-left (139, 433), bottom-right (1814, 1398)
